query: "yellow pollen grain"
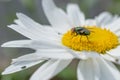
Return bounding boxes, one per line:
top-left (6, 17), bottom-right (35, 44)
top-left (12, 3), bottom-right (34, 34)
top-left (62, 26), bottom-right (119, 54)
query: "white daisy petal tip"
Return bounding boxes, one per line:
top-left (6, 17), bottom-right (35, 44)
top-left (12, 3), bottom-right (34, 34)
top-left (14, 19), bottom-right (19, 23)
top-left (1, 42), bottom-right (11, 47)
top-left (67, 3), bottom-right (85, 26)
top-left (2, 60), bottom-right (45, 75)
top-left (1, 63), bottom-right (29, 75)
top-left (2, 65), bottom-right (31, 75)
top-left (2, 67), bottom-right (22, 75)
top-left (1, 43), bottom-right (6, 47)
top-left (42, 0), bottom-right (71, 33)
top-left (7, 24), bottom-right (17, 29)
top-left (1, 40), bottom-right (30, 48)
top-left (85, 19), bottom-right (97, 26)
top-left (67, 3), bottom-right (80, 9)
top-left (2, 70), bottom-right (10, 75)
top-left (16, 12), bottom-right (24, 17)
top-left (97, 11), bottom-right (112, 17)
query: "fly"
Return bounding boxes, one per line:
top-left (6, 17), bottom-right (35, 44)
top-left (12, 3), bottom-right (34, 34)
top-left (71, 27), bottom-right (91, 42)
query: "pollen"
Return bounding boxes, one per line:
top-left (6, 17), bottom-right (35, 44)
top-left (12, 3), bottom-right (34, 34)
top-left (62, 26), bottom-right (119, 54)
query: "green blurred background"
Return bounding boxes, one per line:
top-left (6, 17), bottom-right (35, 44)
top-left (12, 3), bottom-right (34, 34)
top-left (0, 0), bottom-right (120, 80)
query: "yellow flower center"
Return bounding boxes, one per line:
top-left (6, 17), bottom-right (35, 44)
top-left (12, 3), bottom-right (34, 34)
top-left (62, 26), bottom-right (119, 54)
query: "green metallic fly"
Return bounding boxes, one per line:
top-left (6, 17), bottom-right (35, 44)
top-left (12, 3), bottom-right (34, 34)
top-left (71, 27), bottom-right (90, 36)
top-left (71, 27), bottom-right (91, 42)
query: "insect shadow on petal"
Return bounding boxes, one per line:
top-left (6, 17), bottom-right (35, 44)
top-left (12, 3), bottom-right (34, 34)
top-left (21, 66), bottom-right (26, 69)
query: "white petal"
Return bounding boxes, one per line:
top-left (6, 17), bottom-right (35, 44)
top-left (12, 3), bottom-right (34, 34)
top-left (30, 59), bottom-right (72, 80)
top-left (73, 51), bottom-right (100, 59)
top-left (107, 46), bottom-right (120, 57)
top-left (101, 54), bottom-right (116, 62)
top-left (16, 13), bottom-right (42, 30)
top-left (67, 4), bottom-right (85, 26)
top-left (2, 53), bottom-right (45, 75)
top-left (105, 18), bottom-right (120, 33)
top-left (64, 47), bottom-right (100, 59)
top-left (1, 40), bottom-right (62, 49)
top-left (14, 15), bottom-right (60, 40)
top-left (11, 53), bottom-right (47, 63)
top-left (97, 58), bottom-right (120, 80)
top-left (77, 58), bottom-right (100, 80)
top-left (16, 13), bottom-right (57, 36)
top-left (101, 54), bottom-right (120, 65)
top-left (85, 19), bottom-right (97, 26)
top-left (42, 0), bottom-right (71, 33)
top-left (8, 24), bottom-right (40, 40)
top-left (95, 12), bottom-right (118, 26)
top-left (82, 51), bottom-right (100, 58)
top-left (36, 49), bottom-right (74, 59)
top-left (115, 31), bottom-right (120, 37)
top-left (63, 47), bottom-right (87, 59)
top-left (8, 24), bottom-right (59, 41)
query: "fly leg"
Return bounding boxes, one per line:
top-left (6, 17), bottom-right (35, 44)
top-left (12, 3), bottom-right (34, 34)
top-left (86, 36), bottom-right (90, 43)
top-left (80, 35), bottom-right (82, 42)
top-left (86, 36), bottom-right (90, 50)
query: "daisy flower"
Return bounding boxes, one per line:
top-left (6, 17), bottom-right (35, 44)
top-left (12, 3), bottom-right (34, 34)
top-left (2, 0), bottom-right (120, 80)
